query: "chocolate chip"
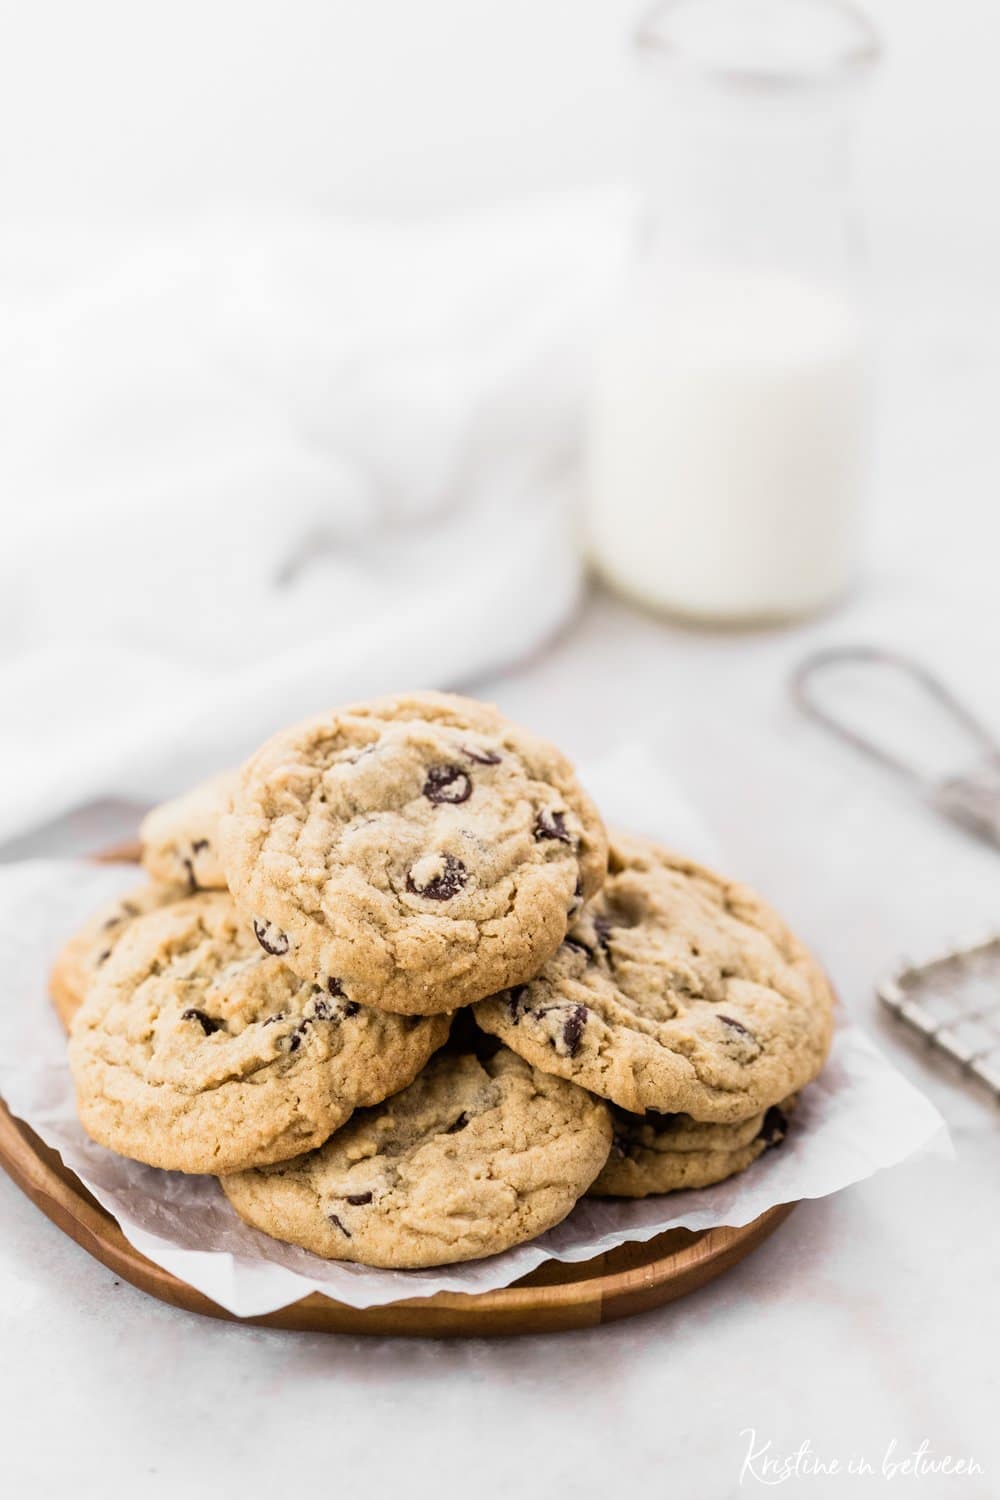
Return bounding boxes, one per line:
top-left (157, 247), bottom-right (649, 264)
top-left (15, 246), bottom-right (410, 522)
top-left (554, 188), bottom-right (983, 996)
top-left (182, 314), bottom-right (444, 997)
top-left (462, 745), bottom-right (501, 765)
top-left (561, 1003), bottom-right (589, 1057)
top-left (287, 1024), bottom-right (307, 1052)
top-left (423, 765), bottom-right (472, 805)
top-left (406, 853), bottom-right (468, 901)
top-left (262, 1012), bottom-right (285, 1026)
top-left (534, 808), bottom-right (572, 844)
top-left (563, 934), bottom-right (592, 956)
top-left (345, 1191), bottom-right (373, 1206)
top-left (343, 1001), bottom-right (361, 1018)
top-left (96, 948), bottom-right (112, 966)
top-left (253, 918), bottom-right (290, 956)
top-left (192, 838), bottom-right (209, 854)
top-left (506, 985), bottom-right (527, 1022)
top-left (446, 1112), bottom-right (469, 1134)
top-left (588, 915), bottom-right (617, 968)
top-left (311, 998), bottom-right (334, 1020)
top-left (181, 1008), bottom-right (222, 1035)
top-left (592, 915), bottom-right (615, 951)
top-left (759, 1105), bottom-right (788, 1148)
top-left (328, 1213), bottom-right (352, 1237)
top-left (327, 977), bottom-right (345, 997)
top-left (182, 856), bottom-right (198, 892)
top-left (717, 1013), bottom-right (754, 1041)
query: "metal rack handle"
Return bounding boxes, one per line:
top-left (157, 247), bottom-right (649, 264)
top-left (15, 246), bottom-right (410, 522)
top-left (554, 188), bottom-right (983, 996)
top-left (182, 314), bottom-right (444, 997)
top-left (790, 645), bottom-right (1000, 789)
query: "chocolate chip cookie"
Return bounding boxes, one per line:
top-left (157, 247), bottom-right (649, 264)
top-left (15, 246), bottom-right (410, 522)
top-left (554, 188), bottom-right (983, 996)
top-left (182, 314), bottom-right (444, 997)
top-left (474, 834), bottom-right (834, 1121)
top-left (221, 1046), bottom-right (612, 1267)
top-left (218, 692), bottom-right (607, 1015)
top-left (140, 771), bottom-right (236, 891)
top-left (49, 881), bottom-right (182, 1030)
top-left (590, 1096), bottom-right (795, 1197)
top-left (69, 892), bottom-right (450, 1174)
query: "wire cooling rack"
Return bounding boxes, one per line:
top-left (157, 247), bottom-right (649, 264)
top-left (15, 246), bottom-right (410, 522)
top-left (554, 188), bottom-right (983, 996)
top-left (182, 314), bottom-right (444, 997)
top-left (878, 935), bottom-right (1000, 1101)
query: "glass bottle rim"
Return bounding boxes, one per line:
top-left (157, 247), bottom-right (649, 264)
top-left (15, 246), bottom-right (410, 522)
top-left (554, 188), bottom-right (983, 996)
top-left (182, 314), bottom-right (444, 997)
top-left (636, 0), bottom-right (881, 92)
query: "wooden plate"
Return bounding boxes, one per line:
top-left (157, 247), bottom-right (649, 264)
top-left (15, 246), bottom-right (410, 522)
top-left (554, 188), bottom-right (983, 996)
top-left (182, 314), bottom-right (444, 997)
top-left (0, 1104), bottom-right (794, 1336)
top-left (0, 839), bottom-right (797, 1336)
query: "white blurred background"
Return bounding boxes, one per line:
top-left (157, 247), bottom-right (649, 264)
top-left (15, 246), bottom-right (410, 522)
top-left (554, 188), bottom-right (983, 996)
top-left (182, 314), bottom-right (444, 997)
top-left (0, 0), bottom-right (991, 258)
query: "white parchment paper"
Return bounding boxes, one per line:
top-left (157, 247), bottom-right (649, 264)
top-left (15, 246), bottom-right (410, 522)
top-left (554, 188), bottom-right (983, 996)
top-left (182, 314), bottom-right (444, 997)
top-left (0, 747), bottom-right (949, 1316)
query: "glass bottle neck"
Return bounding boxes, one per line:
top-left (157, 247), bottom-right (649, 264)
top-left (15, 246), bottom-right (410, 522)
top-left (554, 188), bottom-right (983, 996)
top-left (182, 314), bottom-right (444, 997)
top-left (636, 77), bottom-right (861, 280)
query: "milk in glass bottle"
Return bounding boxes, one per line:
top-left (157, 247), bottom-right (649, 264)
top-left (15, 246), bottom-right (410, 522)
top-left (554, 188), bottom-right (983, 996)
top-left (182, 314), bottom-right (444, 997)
top-left (586, 0), bottom-right (880, 623)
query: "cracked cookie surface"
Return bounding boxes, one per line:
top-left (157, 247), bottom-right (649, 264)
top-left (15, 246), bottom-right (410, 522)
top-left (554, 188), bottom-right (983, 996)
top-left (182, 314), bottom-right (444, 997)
top-left (221, 1046), bottom-right (612, 1267)
top-left (590, 1096), bottom-right (795, 1197)
top-left (68, 892), bottom-right (450, 1174)
top-left (50, 881), bottom-right (183, 1030)
top-left (218, 692), bottom-right (607, 1014)
top-left (474, 833), bottom-right (834, 1120)
top-left (140, 771), bottom-right (236, 891)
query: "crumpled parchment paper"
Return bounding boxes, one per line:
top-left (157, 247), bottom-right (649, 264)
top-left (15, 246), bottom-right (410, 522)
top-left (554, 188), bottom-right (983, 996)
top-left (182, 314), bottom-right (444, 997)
top-left (0, 745), bottom-right (949, 1315)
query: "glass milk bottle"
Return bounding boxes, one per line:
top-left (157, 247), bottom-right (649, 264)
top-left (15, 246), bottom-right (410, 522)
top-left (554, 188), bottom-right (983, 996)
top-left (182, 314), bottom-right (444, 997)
top-left (586, 0), bottom-right (880, 624)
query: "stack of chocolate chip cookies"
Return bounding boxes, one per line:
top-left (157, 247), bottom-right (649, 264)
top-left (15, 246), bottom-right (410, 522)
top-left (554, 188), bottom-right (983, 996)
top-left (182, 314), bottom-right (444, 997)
top-left (54, 692), bottom-right (834, 1269)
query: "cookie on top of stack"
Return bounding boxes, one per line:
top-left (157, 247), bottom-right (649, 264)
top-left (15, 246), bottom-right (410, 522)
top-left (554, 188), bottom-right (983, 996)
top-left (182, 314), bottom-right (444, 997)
top-left (55, 691), bottom-right (834, 1269)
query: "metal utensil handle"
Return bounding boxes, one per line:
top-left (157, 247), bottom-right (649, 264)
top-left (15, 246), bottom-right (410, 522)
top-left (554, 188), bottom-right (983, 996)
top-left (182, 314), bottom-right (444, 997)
top-left (790, 646), bottom-right (1000, 787)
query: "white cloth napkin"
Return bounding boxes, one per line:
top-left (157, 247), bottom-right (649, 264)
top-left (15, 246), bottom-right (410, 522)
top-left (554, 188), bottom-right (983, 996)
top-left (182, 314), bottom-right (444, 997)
top-left (0, 743), bottom-right (948, 1316)
top-left (0, 195), bottom-right (626, 845)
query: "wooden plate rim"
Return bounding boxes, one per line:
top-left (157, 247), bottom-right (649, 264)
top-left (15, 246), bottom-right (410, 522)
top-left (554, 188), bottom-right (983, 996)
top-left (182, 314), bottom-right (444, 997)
top-left (0, 1098), bottom-right (795, 1334)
